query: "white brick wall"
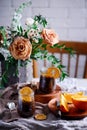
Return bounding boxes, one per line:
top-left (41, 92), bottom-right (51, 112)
top-left (0, 0), bottom-right (87, 80)
top-left (50, 0), bottom-right (85, 8)
top-left (0, 0), bottom-right (87, 41)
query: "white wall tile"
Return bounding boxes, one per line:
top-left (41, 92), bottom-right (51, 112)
top-left (12, 0), bottom-right (49, 8)
top-left (56, 28), bottom-right (68, 40)
top-left (84, 29), bottom-right (87, 41)
top-left (85, 0), bottom-right (87, 8)
top-left (31, 0), bottom-right (49, 7)
top-left (50, 0), bottom-right (85, 8)
top-left (67, 18), bottom-right (85, 28)
top-left (0, 0), bottom-right (11, 7)
top-left (32, 8), bottom-right (68, 18)
top-left (10, 7), bottom-right (32, 18)
top-left (0, 16), bottom-right (11, 26)
top-left (12, 0), bottom-right (31, 7)
top-left (0, 0), bottom-right (87, 42)
top-left (48, 18), bottom-right (68, 28)
top-left (0, 7), bottom-right (12, 17)
top-left (68, 9), bottom-right (86, 18)
top-left (68, 29), bottom-right (86, 41)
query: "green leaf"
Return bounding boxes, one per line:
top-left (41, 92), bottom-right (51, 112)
top-left (58, 64), bottom-right (66, 69)
top-left (0, 26), bottom-right (7, 47)
top-left (34, 15), bottom-right (47, 27)
top-left (41, 43), bottom-right (47, 49)
top-left (60, 71), bottom-right (68, 81)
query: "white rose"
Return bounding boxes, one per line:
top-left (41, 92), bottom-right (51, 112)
top-left (25, 18), bottom-right (34, 26)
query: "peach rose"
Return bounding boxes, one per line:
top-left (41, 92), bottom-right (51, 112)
top-left (42, 29), bottom-right (59, 46)
top-left (9, 36), bottom-right (32, 60)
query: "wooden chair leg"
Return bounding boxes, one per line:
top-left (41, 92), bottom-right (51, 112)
top-left (32, 60), bottom-right (38, 78)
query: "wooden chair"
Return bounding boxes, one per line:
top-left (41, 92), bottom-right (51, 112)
top-left (32, 41), bottom-right (87, 78)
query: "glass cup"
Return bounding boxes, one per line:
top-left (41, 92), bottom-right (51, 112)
top-left (39, 68), bottom-right (56, 94)
top-left (17, 86), bottom-right (35, 118)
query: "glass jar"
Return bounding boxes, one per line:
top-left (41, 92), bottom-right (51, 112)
top-left (39, 67), bottom-right (56, 94)
top-left (17, 86), bottom-right (35, 118)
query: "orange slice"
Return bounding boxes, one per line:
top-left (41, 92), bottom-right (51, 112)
top-left (34, 113), bottom-right (47, 120)
top-left (63, 91), bottom-right (84, 103)
top-left (60, 94), bottom-right (69, 113)
top-left (72, 95), bottom-right (87, 111)
top-left (19, 86), bottom-right (33, 102)
top-left (19, 86), bottom-right (33, 95)
top-left (46, 67), bottom-right (61, 78)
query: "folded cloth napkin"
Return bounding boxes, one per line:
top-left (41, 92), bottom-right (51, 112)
top-left (0, 98), bottom-right (19, 122)
top-left (0, 98), bottom-right (50, 122)
top-left (0, 83), bottom-right (51, 122)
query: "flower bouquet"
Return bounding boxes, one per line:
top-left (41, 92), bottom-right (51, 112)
top-left (0, 1), bottom-right (74, 88)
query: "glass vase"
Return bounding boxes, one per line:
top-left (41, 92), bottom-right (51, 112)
top-left (1, 59), bottom-right (19, 87)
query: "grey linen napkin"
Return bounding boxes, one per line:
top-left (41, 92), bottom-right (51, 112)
top-left (0, 98), bottom-right (20, 122)
top-left (0, 98), bottom-right (50, 123)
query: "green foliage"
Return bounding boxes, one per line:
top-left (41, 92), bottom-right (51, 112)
top-left (0, 26), bottom-right (7, 48)
top-left (1, 56), bottom-right (19, 87)
top-left (34, 15), bottom-right (47, 27)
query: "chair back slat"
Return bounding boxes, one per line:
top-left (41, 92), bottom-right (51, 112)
top-left (74, 54), bottom-right (79, 78)
top-left (84, 56), bottom-right (87, 78)
top-left (67, 54), bottom-right (71, 76)
top-left (60, 53), bottom-right (63, 64)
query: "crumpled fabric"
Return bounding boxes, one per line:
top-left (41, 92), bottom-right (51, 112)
top-left (0, 98), bottom-right (19, 122)
top-left (1, 113), bottom-right (87, 130)
top-left (0, 83), bottom-right (87, 130)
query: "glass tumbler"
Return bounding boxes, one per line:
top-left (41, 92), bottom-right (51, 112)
top-left (39, 68), bottom-right (56, 94)
top-left (18, 87), bottom-right (35, 118)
